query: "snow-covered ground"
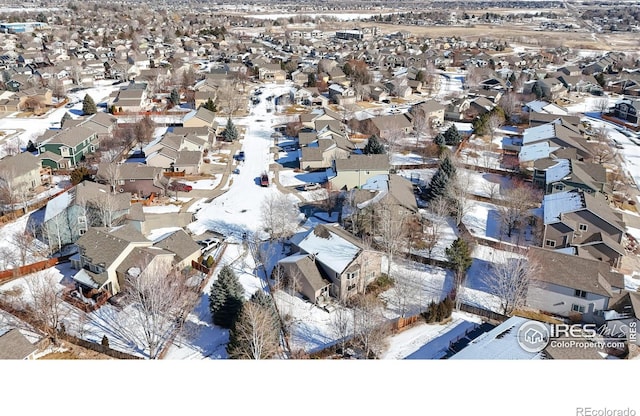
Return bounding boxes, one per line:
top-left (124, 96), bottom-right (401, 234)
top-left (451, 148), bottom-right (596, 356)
top-left (463, 200), bottom-right (537, 246)
top-left (181, 177), bottom-right (223, 190)
top-left (143, 204), bottom-right (182, 214)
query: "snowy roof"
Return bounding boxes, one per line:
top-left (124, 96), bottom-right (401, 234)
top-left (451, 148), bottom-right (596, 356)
top-left (518, 141), bottom-right (559, 162)
top-left (44, 189), bottom-right (72, 222)
top-left (450, 316), bottom-right (545, 360)
top-left (297, 224), bottom-right (362, 275)
top-left (543, 190), bottom-right (584, 224)
top-left (522, 123), bottom-right (556, 145)
top-left (71, 268), bottom-right (102, 289)
top-left (544, 158), bottom-right (571, 183)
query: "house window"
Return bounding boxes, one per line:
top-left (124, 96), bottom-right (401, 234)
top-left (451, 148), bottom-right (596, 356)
top-left (347, 284), bottom-right (357, 291)
top-left (578, 224), bottom-right (588, 232)
top-left (79, 229), bottom-right (87, 235)
top-left (118, 180), bottom-right (125, 185)
top-left (545, 239), bottom-right (556, 248)
top-left (571, 304), bottom-right (585, 313)
top-left (129, 179), bottom-right (136, 182)
top-left (554, 183), bottom-right (564, 191)
top-left (574, 289), bottom-right (587, 298)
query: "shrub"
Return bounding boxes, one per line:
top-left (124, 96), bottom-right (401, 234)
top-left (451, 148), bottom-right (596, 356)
top-left (366, 273), bottom-right (394, 296)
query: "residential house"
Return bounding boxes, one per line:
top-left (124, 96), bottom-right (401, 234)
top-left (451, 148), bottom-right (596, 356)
top-left (346, 174), bottom-right (419, 223)
top-left (182, 106), bottom-right (217, 129)
top-left (70, 225), bottom-right (156, 297)
top-left (533, 158), bottom-right (608, 195)
top-left (527, 247), bottom-right (624, 321)
top-left (506, 119), bottom-right (593, 164)
top-left (329, 154), bottom-right (390, 190)
top-left (281, 223), bottom-right (382, 301)
top-left (366, 114), bottom-right (413, 140)
top-left (605, 291), bottom-right (640, 345)
top-left (411, 100), bottom-right (445, 127)
top-left (152, 229), bottom-right (201, 270)
top-left (536, 78), bottom-right (567, 101)
top-left (328, 84), bottom-right (357, 106)
top-left (43, 181), bottom-right (131, 251)
top-left (96, 162), bottom-right (166, 198)
top-left (276, 254), bottom-right (332, 304)
top-left (37, 126), bottom-right (99, 169)
top-left (109, 86), bottom-right (147, 112)
top-left (0, 151), bottom-right (42, 191)
top-left (542, 189), bottom-right (626, 267)
top-left (258, 63), bottom-right (286, 84)
top-left (445, 98), bottom-right (472, 121)
top-left (612, 99), bottom-right (640, 124)
top-left (173, 150), bottom-right (202, 174)
top-left (0, 329), bottom-right (39, 360)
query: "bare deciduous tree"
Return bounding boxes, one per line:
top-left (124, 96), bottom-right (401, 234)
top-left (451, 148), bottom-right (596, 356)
top-left (260, 193), bottom-right (300, 241)
top-left (498, 181), bottom-right (541, 242)
top-left (375, 199), bottom-right (411, 276)
top-left (352, 294), bottom-right (390, 359)
top-left (25, 270), bottom-right (67, 342)
top-left (448, 170), bottom-right (475, 226)
top-left (331, 302), bottom-right (353, 354)
top-left (482, 249), bottom-right (540, 316)
top-left (227, 301), bottom-right (280, 359)
top-left (122, 260), bottom-right (194, 359)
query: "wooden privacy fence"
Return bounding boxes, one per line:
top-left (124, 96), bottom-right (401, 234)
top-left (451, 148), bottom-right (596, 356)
top-left (0, 258), bottom-right (60, 283)
top-left (459, 303), bottom-right (508, 323)
top-left (392, 315), bottom-right (421, 331)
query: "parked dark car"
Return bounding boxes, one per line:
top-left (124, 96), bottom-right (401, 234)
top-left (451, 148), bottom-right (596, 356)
top-left (168, 182), bottom-right (192, 192)
top-left (235, 151), bottom-right (245, 161)
top-left (260, 173), bottom-right (269, 187)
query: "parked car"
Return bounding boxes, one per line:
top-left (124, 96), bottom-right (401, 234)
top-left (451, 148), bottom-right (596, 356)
top-left (233, 168), bottom-right (240, 174)
top-left (260, 173), bottom-right (269, 187)
top-left (235, 151), bottom-right (245, 161)
top-left (303, 182), bottom-right (321, 191)
top-left (197, 237), bottom-right (220, 253)
top-left (168, 182), bottom-right (193, 192)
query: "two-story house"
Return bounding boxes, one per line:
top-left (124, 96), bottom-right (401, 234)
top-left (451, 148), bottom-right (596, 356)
top-left (0, 151), bottom-right (42, 192)
top-left (96, 162), bottom-right (166, 198)
top-left (542, 189), bottom-right (626, 267)
top-left (279, 223), bottom-right (383, 302)
top-left (533, 158), bottom-right (608, 195)
top-left (527, 247), bottom-right (624, 322)
top-left (37, 126), bottom-right (98, 169)
top-left (329, 154), bottom-right (390, 190)
top-left (43, 181), bottom-right (131, 252)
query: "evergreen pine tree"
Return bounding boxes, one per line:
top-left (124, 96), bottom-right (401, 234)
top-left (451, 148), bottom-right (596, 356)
top-left (363, 134), bottom-right (386, 154)
top-left (444, 125), bottom-right (462, 146)
top-left (60, 111), bottom-right (71, 127)
top-left (425, 169), bottom-right (449, 201)
top-left (434, 133), bottom-right (446, 147)
top-left (223, 118), bottom-right (238, 142)
top-left (82, 94), bottom-right (97, 115)
top-left (532, 82), bottom-right (544, 99)
top-left (26, 139), bottom-right (37, 152)
top-left (446, 238), bottom-right (473, 290)
top-left (439, 155), bottom-right (456, 178)
top-left (169, 88), bottom-right (180, 106)
top-left (209, 265), bottom-right (245, 329)
top-left (202, 97), bottom-right (217, 112)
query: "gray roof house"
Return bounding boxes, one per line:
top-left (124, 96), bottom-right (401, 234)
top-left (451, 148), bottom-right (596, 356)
top-left (542, 189), bottom-right (626, 267)
top-left (329, 154), bottom-right (390, 190)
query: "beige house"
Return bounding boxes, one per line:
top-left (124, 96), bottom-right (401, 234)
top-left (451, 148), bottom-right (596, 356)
top-left (0, 151), bottom-right (42, 191)
top-left (329, 154), bottom-right (390, 190)
top-left (183, 107), bottom-right (216, 129)
top-left (258, 64), bottom-right (286, 84)
top-left (367, 114), bottom-right (413, 140)
top-left (281, 224), bottom-right (383, 302)
top-left (152, 229), bottom-right (201, 270)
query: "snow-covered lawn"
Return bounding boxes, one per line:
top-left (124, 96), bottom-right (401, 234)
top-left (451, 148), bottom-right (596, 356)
top-left (0, 214), bottom-right (48, 269)
top-left (181, 176), bottom-right (223, 190)
top-left (380, 260), bottom-right (453, 319)
top-left (411, 212), bottom-right (459, 262)
top-left (187, 198), bottom-right (210, 213)
top-left (381, 312), bottom-right (482, 359)
top-left (391, 151), bottom-right (426, 166)
top-left (463, 200), bottom-right (537, 246)
top-left (463, 169), bottom-right (513, 199)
